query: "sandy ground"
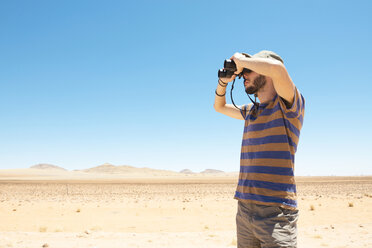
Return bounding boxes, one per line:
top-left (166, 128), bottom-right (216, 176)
top-left (0, 173), bottom-right (371, 247)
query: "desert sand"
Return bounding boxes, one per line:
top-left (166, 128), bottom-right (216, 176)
top-left (0, 166), bottom-right (371, 248)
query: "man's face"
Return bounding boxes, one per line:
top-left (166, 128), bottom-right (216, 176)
top-left (243, 71), bottom-right (267, 95)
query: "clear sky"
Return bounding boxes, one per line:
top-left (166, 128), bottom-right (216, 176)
top-left (1, 0), bottom-right (371, 175)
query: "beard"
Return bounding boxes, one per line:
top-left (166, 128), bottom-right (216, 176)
top-left (245, 75), bottom-right (267, 95)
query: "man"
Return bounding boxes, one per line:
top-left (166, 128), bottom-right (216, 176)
top-left (214, 50), bottom-right (305, 248)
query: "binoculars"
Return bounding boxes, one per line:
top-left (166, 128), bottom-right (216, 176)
top-left (218, 59), bottom-right (252, 79)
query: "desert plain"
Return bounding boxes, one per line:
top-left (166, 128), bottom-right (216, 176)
top-left (0, 165), bottom-right (371, 248)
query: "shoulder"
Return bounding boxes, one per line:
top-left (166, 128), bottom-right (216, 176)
top-left (277, 88), bottom-right (305, 118)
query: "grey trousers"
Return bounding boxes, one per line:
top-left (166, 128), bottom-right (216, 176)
top-left (236, 200), bottom-right (299, 248)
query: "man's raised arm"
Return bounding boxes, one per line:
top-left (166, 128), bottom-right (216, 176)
top-left (213, 76), bottom-right (245, 120)
top-left (231, 52), bottom-right (295, 105)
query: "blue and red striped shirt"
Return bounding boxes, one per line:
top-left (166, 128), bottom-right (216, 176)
top-left (234, 88), bottom-right (305, 209)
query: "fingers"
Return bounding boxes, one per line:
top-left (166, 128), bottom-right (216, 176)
top-left (235, 67), bottom-right (243, 75)
top-left (231, 52), bottom-right (242, 60)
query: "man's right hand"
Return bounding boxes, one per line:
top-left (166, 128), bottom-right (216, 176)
top-left (219, 74), bottom-right (236, 84)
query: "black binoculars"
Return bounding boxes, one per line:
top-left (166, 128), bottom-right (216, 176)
top-left (218, 60), bottom-right (252, 78)
top-left (218, 60), bottom-right (236, 78)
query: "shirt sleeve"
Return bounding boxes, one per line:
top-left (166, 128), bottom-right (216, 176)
top-left (278, 87), bottom-right (305, 119)
top-left (240, 104), bottom-right (253, 120)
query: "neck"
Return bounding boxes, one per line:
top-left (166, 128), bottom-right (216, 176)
top-left (256, 79), bottom-right (276, 104)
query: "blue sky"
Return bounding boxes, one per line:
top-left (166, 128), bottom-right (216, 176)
top-left (0, 0), bottom-right (371, 175)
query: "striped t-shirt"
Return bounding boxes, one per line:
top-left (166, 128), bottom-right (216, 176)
top-left (234, 88), bottom-right (305, 210)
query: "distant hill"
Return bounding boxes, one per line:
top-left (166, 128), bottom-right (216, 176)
top-left (81, 163), bottom-right (180, 175)
top-left (200, 169), bottom-right (225, 174)
top-left (82, 163), bottom-right (119, 173)
top-left (180, 169), bottom-right (195, 174)
top-left (82, 162), bottom-right (151, 174)
top-left (29, 162), bottom-right (231, 176)
top-left (30, 163), bottom-right (67, 171)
